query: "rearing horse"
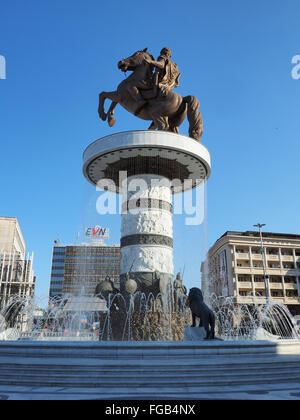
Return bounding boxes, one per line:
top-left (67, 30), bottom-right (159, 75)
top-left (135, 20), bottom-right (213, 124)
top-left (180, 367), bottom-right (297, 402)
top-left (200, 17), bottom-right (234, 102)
top-left (98, 48), bottom-right (203, 141)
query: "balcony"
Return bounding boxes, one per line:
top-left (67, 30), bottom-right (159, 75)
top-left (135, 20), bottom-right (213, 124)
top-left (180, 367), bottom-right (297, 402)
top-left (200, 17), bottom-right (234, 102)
top-left (236, 295), bottom-right (266, 304)
top-left (281, 267), bottom-right (300, 275)
top-left (266, 267), bottom-right (282, 274)
top-left (236, 293), bottom-right (300, 306)
top-left (269, 296), bottom-right (285, 304)
top-left (237, 281), bottom-right (252, 289)
top-left (280, 255), bottom-right (294, 262)
top-left (269, 283), bottom-right (284, 290)
top-left (235, 266), bottom-right (251, 274)
top-left (284, 283), bottom-right (298, 290)
top-left (251, 254), bottom-right (262, 260)
top-left (251, 267), bottom-right (265, 275)
top-left (235, 253), bottom-right (249, 259)
top-left (284, 296), bottom-right (300, 304)
top-left (252, 282), bottom-right (266, 288)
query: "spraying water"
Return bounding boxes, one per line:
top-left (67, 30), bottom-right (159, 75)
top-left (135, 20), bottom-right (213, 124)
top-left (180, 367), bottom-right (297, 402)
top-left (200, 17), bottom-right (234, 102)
top-left (0, 288), bottom-right (299, 341)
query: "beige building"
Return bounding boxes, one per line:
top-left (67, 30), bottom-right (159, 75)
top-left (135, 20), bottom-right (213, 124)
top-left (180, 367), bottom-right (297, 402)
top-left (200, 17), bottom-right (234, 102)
top-left (202, 231), bottom-right (300, 316)
top-left (0, 217), bottom-right (26, 258)
top-left (0, 217), bottom-right (36, 310)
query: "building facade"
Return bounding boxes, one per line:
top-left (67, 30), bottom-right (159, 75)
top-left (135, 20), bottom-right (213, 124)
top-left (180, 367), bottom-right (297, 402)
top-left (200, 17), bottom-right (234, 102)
top-left (0, 217), bottom-right (26, 257)
top-left (49, 243), bottom-right (120, 299)
top-left (0, 217), bottom-right (36, 310)
top-left (202, 231), bottom-right (300, 316)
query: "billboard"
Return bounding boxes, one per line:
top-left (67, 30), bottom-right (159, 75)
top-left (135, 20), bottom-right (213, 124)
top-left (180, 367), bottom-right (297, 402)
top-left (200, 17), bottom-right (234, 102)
top-left (85, 226), bottom-right (109, 239)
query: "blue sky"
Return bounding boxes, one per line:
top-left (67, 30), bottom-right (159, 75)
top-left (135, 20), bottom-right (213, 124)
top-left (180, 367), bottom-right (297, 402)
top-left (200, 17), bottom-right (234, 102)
top-left (0, 0), bottom-right (300, 298)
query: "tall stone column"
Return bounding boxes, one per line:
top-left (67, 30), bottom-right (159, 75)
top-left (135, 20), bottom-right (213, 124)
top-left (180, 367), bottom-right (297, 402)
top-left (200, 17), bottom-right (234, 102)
top-left (120, 174), bottom-right (173, 295)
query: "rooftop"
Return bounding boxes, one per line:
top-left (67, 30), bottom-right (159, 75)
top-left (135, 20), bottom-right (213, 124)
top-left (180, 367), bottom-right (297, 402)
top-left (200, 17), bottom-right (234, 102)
top-left (220, 231), bottom-right (300, 241)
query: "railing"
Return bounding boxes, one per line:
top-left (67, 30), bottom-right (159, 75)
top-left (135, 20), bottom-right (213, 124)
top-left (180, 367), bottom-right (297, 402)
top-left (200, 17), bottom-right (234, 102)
top-left (284, 296), bottom-right (300, 304)
top-left (235, 253), bottom-right (249, 259)
top-left (235, 267), bottom-right (251, 272)
top-left (284, 283), bottom-right (298, 290)
top-left (251, 254), bottom-right (262, 259)
top-left (237, 281), bottom-right (252, 288)
top-left (236, 295), bottom-right (266, 304)
top-left (253, 282), bottom-right (266, 288)
top-left (281, 255), bottom-right (294, 262)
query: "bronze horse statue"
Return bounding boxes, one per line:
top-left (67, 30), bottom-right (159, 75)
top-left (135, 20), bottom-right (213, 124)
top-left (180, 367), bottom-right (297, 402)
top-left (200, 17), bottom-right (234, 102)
top-left (98, 48), bottom-right (203, 141)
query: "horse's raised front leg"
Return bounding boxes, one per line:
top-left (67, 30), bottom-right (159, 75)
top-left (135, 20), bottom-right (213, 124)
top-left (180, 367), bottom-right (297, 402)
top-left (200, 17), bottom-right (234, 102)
top-left (98, 91), bottom-right (121, 123)
top-left (107, 101), bottom-right (117, 127)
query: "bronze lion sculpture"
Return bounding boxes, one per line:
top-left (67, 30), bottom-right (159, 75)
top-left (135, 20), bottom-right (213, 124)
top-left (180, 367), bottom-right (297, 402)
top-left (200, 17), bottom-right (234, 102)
top-left (188, 287), bottom-right (215, 340)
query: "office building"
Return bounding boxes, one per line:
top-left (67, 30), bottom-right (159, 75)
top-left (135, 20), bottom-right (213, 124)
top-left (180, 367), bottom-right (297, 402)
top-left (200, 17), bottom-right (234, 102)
top-left (49, 243), bottom-right (120, 299)
top-left (202, 231), bottom-right (300, 315)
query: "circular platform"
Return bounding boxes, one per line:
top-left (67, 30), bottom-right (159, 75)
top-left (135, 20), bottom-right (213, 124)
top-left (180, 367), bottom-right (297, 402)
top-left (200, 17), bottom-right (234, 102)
top-left (83, 130), bottom-right (211, 193)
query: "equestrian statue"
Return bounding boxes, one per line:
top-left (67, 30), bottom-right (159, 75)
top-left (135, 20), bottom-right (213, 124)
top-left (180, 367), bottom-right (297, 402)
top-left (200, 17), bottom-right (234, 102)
top-left (98, 47), bottom-right (203, 141)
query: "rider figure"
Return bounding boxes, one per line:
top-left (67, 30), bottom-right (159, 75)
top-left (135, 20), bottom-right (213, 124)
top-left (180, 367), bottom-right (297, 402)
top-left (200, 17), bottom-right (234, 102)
top-left (146, 47), bottom-right (181, 96)
top-left (128, 47), bottom-right (180, 115)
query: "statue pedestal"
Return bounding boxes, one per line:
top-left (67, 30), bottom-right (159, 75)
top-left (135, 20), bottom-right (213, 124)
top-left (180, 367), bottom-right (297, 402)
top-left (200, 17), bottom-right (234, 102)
top-left (83, 130), bottom-right (211, 296)
top-left (185, 326), bottom-right (207, 341)
top-left (185, 326), bottom-right (223, 341)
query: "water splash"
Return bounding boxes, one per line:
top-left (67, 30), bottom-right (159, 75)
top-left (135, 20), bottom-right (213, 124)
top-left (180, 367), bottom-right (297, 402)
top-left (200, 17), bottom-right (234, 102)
top-left (0, 291), bottom-right (299, 341)
top-left (209, 294), bottom-right (300, 340)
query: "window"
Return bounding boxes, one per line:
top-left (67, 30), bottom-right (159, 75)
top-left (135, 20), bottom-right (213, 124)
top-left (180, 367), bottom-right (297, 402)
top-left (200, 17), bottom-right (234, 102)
top-left (269, 263), bottom-right (281, 269)
top-left (281, 251), bottom-right (292, 256)
top-left (286, 290), bottom-right (298, 297)
top-left (238, 276), bottom-right (250, 282)
top-left (271, 291), bottom-right (283, 297)
top-left (269, 249), bottom-right (278, 255)
top-left (270, 277), bottom-right (281, 283)
top-left (284, 277), bottom-right (296, 284)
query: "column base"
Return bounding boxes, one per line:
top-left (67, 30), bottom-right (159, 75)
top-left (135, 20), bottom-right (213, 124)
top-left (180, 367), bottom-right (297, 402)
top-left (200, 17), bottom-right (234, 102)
top-left (120, 271), bottom-right (173, 296)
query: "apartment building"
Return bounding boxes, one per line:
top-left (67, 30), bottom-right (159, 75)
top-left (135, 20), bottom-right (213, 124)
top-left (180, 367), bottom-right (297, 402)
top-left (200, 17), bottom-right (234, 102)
top-left (202, 231), bottom-right (300, 315)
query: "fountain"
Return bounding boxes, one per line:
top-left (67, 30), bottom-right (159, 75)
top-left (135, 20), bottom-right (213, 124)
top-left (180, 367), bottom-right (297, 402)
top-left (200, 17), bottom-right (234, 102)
top-left (0, 288), bottom-right (299, 342)
top-left (0, 47), bottom-right (300, 400)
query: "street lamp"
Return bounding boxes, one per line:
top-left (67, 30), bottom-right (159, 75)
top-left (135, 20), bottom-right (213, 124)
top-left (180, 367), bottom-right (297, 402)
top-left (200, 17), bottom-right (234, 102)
top-left (253, 223), bottom-right (270, 303)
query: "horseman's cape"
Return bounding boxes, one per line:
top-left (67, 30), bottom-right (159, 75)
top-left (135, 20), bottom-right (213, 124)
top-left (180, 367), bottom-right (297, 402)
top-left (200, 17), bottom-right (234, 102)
top-left (160, 59), bottom-right (181, 90)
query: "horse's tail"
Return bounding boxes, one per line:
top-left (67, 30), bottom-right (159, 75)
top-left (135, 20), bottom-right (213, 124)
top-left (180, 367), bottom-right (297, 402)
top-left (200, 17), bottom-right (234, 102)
top-left (183, 95), bottom-right (203, 141)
